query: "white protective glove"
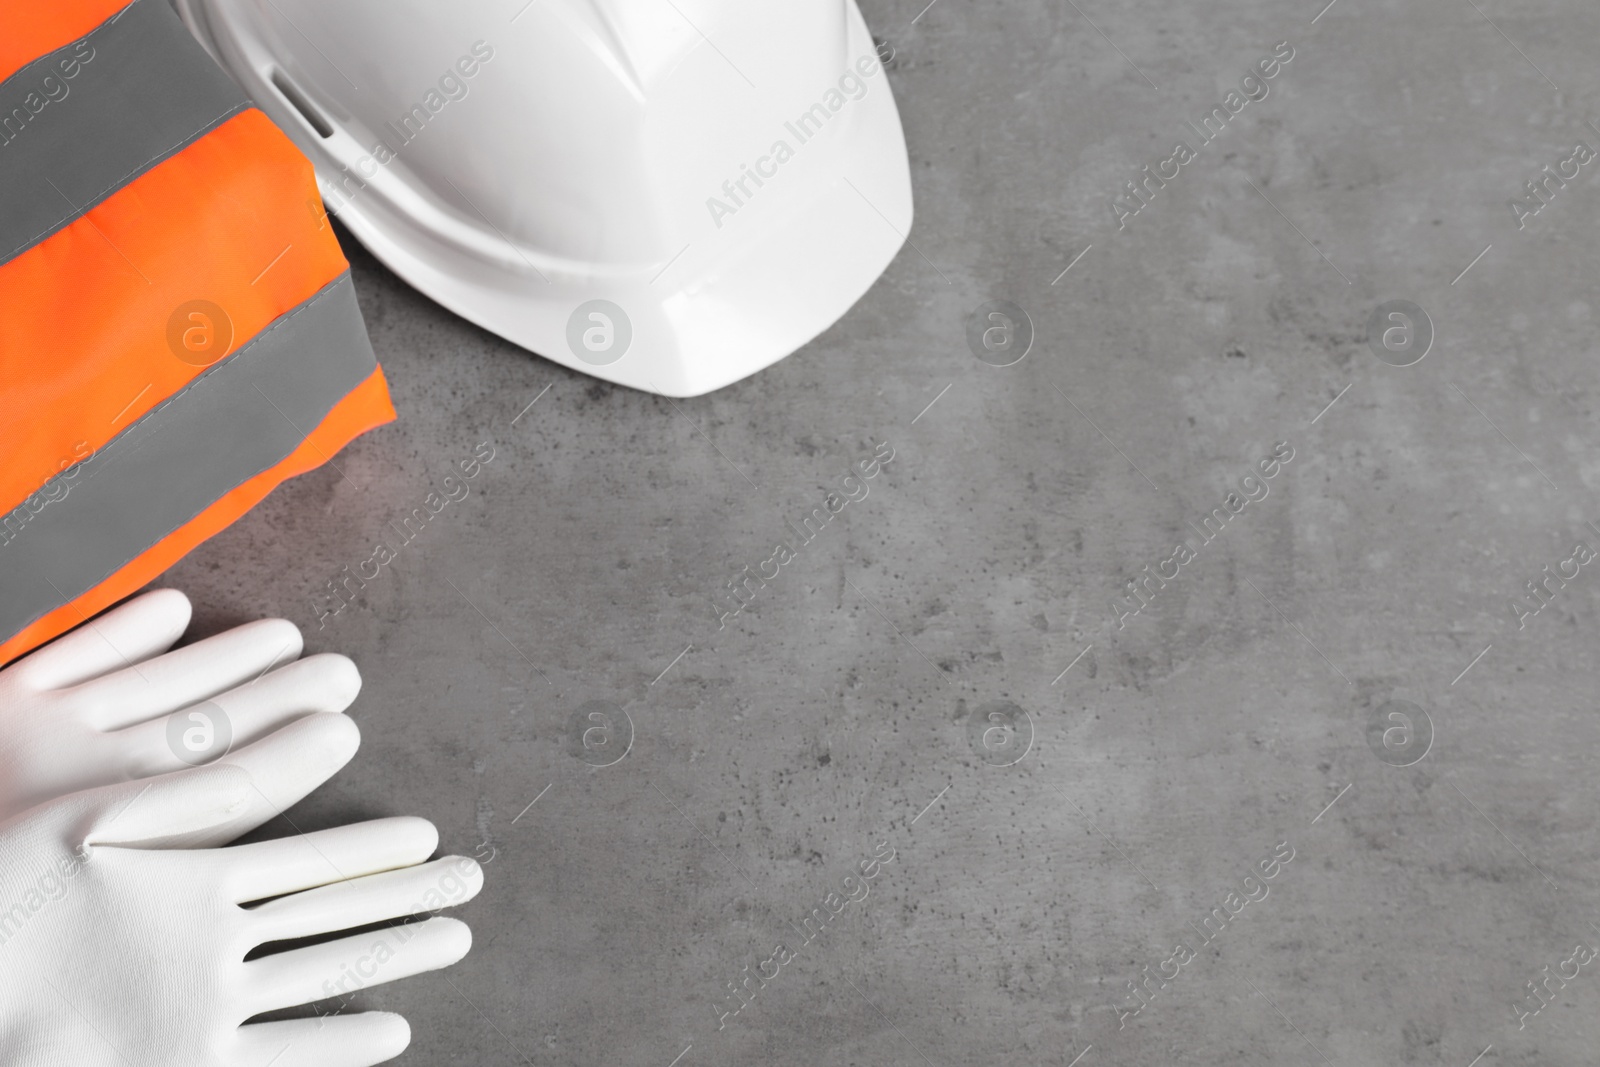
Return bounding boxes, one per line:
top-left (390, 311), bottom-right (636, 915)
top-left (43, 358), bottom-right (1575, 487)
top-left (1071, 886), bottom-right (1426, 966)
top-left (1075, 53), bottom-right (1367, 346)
top-left (0, 756), bottom-right (482, 1065)
top-left (0, 588), bottom-right (359, 827)
top-left (0, 588), bottom-right (482, 1064)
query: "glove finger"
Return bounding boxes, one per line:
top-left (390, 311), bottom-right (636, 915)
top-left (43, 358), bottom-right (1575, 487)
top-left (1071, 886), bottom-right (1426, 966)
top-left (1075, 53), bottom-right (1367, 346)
top-left (111, 654), bottom-right (360, 779)
top-left (225, 816), bottom-right (439, 904)
top-left (11, 588), bottom-right (190, 691)
top-left (234, 1012), bottom-right (410, 1067)
top-left (244, 916), bottom-right (472, 1017)
top-left (168, 711), bottom-right (362, 849)
top-left (251, 856), bottom-right (483, 945)
top-left (75, 616), bottom-right (303, 732)
top-left (75, 761), bottom-right (253, 848)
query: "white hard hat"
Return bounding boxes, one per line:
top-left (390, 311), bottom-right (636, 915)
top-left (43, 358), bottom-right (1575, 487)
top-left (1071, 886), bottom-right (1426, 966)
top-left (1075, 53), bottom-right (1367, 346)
top-left (173, 0), bottom-right (913, 396)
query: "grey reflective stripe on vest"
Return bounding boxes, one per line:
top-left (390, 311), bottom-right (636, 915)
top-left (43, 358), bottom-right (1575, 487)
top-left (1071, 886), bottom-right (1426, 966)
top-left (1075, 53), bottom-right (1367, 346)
top-left (0, 272), bottom-right (376, 641)
top-left (0, 0), bottom-right (250, 266)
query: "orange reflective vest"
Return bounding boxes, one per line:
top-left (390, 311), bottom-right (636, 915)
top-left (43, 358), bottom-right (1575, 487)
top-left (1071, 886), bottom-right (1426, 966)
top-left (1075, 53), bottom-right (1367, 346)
top-left (0, 0), bottom-right (396, 663)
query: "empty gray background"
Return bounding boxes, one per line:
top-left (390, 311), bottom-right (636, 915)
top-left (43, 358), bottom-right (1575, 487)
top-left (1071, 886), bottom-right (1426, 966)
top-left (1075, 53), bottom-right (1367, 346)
top-left (161, 0), bottom-right (1600, 1063)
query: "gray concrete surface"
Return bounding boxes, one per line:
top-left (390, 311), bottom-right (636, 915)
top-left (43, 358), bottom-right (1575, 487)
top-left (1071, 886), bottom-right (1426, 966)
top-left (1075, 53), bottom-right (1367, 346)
top-left (161, 0), bottom-right (1600, 1063)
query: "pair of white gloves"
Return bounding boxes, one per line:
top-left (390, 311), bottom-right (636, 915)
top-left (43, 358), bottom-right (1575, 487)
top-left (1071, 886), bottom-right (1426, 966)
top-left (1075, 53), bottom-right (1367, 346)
top-left (0, 589), bottom-right (481, 1066)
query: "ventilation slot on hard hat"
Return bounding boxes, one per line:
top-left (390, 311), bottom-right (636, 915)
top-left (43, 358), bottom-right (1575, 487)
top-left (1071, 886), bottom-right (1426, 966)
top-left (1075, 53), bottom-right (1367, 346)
top-left (269, 68), bottom-right (334, 138)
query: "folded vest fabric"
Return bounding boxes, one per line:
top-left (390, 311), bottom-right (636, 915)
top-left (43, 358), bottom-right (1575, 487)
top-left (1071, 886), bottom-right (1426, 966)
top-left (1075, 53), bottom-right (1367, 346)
top-left (0, 0), bottom-right (396, 664)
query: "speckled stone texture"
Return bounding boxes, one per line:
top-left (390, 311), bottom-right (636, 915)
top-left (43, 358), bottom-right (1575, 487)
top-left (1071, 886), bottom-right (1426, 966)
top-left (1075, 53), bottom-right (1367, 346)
top-left (159, 0), bottom-right (1600, 1063)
